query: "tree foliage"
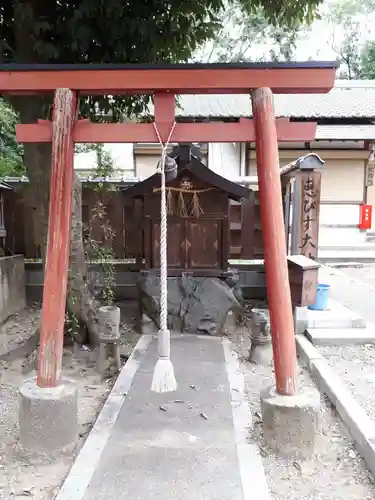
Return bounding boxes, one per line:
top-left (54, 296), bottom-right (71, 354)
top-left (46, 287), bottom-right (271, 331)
top-left (0, 99), bottom-right (25, 176)
top-left (360, 41), bottom-right (375, 79)
top-left (195, 4), bottom-right (302, 63)
top-left (327, 0), bottom-right (375, 79)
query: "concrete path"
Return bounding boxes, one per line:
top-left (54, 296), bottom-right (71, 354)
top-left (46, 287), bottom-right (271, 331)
top-left (56, 334), bottom-right (270, 500)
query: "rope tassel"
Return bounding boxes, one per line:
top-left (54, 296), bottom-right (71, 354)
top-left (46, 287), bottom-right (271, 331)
top-left (151, 122), bottom-right (177, 393)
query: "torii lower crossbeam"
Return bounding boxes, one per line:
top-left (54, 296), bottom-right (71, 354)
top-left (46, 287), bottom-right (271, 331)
top-left (16, 118), bottom-right (317, 143)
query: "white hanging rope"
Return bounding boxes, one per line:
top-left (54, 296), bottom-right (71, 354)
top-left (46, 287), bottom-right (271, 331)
top-left (151, 121), bottom-right (177, 393)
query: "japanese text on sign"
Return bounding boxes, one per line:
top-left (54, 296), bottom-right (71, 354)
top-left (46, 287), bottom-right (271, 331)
top-left (299, 175), bottom-right (319, 259)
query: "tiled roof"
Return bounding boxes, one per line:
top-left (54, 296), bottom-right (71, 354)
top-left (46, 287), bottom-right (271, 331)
top-left (175, 80), bottom-right (375, 119)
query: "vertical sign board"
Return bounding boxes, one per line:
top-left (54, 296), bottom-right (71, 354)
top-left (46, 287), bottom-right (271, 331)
top-left (298, 171), bottom-right (321, 260)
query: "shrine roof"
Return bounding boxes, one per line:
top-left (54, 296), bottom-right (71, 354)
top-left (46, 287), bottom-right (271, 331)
top-left (122, 144), bottom-right (250, 201)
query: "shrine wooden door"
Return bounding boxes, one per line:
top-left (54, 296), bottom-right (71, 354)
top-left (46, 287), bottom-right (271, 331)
top-left (151, 220), bottom-right (185, 268)
top-left (185, 219), bottom-right (221, 269)
top-left (151, 218), bottom-right (222, 270)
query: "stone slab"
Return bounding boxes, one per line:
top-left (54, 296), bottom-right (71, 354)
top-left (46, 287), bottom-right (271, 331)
top-left (56, 335), bottom-right (270, 500)
top-left (296, 335), bottom-right (375, 479)
top-left (305, 325), bottom-right (375, 346)
top-left (296, 299), bottom-right (366, 330)
top-left (318, 249), bottom-right (375, 264)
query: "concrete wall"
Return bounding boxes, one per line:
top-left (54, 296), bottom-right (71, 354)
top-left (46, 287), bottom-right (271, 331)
top-left (135, 154), bottom-right (160, 180)
top-left (0, 255), bottom-right (26, 323)
top-left (249, 148), bottom-right (367, 249)
top-left (25, 262), bottom-right (267, 302)
top-left (248, 149), bottom-right (366, 202)
top-left (74, 144), bottom-right (135, 177)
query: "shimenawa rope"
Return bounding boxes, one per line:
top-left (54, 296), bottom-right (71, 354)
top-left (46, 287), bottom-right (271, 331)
top-left (151, 121), bottom-right (177, 393)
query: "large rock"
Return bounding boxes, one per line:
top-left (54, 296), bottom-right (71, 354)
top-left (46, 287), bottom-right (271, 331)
top-left (138, 272), bottom-right (242, 336)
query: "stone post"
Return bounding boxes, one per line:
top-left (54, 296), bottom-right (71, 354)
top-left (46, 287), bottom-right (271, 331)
top-left (97, 305), bottom-right (121, 375)
top-left (248, 308), bottom-right (272, 366)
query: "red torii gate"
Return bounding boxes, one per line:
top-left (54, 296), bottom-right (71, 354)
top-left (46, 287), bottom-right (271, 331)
top-left (0, 62), bottom-right (338, 395)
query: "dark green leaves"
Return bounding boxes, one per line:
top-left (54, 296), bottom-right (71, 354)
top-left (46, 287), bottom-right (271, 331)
top-left (0, 0), bottom-right (325, 120)
top-left (0, 99), bottom-right (25, 176)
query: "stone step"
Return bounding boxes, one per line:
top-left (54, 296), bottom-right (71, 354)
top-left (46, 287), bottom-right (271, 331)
top-left (319, 244), bottom-right (375, 251)
top-left (304, 325), bottom-right (375, 346)
top-left (296, 300), bottom-right (366, 330)
top-left (318, 250), bottom-right (375, 263)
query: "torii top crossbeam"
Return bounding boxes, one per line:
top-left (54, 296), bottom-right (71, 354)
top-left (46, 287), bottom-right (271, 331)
top-left (3, 61), bottom-right (339, 144)
top-left (0, 61), bottom-right (338, 94)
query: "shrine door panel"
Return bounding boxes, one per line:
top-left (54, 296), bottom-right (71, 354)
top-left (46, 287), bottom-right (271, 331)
top-left (186, 219), bottom-right (221, 269)
top-left (152, 220), bottom-right (184, 268)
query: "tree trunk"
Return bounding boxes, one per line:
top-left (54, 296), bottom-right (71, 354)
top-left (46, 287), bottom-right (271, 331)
top-left (68, 174), bottom-right (100, 346)
top-left (13, 96), bottom-right (99, 346)
top-left (22, 142), bottom-right (51, 259)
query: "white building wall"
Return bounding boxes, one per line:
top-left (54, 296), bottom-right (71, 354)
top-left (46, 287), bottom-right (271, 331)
top-left (208, 143), bottom-right (241, 180)
top-left (74, 143), bottom-right (135, 177)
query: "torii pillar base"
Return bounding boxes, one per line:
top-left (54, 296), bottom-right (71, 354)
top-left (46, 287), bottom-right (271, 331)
top-left (19, 377), bottom-right (78, 454)
top-left (260, 385), bottom-right (320, 459)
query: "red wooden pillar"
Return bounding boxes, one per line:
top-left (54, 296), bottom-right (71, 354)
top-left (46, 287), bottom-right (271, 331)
top-left (37, 89), bottom-right (77, 388)
top-left (251, 88), bottom-right (297, 396)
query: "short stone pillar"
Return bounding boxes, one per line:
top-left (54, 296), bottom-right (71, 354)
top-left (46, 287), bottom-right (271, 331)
top-left (19, 377), bottom-right (78, 454)
top-left (260, 385), bottom-right (321, 459)
top-left (97, 305), bottom-right (121, 376)
top-left (248, 308), bottom-right (273, 366)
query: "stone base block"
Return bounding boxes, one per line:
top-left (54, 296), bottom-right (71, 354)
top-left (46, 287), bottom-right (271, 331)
top-left (19, 377), bottom-right (78, 453)
top-left (260, 385), bottom-right (320, 459)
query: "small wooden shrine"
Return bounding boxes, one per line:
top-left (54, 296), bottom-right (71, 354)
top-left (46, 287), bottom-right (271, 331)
top-left (123, 144), bottom-right (250, 274)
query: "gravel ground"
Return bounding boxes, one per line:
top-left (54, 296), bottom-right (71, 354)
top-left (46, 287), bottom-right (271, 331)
top-left (0, 305), bottom-right (40, 356)
top-left (0, 301), bottom-right (141, 500)
top-left (0, 349), bottom-right (115, 500)
top-left (230, 326), bottom-right (375, 500)
top-left (3, 297), bottom-right (375, 499)
top-left (318, 344), bottom-right (375, 421)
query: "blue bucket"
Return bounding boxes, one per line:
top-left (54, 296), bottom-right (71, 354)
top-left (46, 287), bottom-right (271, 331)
top-left (308, 284), bottom-right (330, 311)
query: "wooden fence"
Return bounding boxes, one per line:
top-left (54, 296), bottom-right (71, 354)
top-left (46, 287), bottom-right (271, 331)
top-left (2, 186), bottom-right (264, 262)
top-left (2, 152), bottom-right (324, 264)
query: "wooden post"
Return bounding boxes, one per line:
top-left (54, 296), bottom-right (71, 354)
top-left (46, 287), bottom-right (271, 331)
top-left (37, 89), bottom-right (77, 388)
top-left (281, 175), bottom-right (292, 253)
top-left (297, 171), bottom-right (321, 259)
top-left (251, 88), bottom-right (297, 396)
